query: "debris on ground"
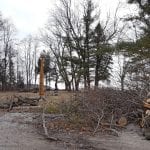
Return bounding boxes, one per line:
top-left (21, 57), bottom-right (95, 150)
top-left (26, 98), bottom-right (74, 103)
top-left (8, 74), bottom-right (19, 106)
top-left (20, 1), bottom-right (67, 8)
top-left (142, 92), bottom-right (150, 140)
top-left (0, 95), bottom-right (40, 111)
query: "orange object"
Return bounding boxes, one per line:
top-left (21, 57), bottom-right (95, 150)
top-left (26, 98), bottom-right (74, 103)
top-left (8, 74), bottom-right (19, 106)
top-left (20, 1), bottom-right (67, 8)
top-left (39, 57), bottom-right (45, 96)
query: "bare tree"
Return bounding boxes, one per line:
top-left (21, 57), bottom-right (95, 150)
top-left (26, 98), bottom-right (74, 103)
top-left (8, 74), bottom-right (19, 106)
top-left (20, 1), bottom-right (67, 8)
top-left (42, 0), bottom-right (83, 90)
top-left (21, 35), bottom-right (35, 90)
top-left (42, 0), bottom-right (126, 90)
top-left (0, 18), bottom-right (16, 90)
top-left (33, 37), bottom-right (39, 87)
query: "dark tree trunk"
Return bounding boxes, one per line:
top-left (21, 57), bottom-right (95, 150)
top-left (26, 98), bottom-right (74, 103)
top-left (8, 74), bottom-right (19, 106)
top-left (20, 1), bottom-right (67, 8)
top-left (95, 56), bottom-right (100, 87)
top-left (75, 82), bottom-right (79, 91)
top-left (121, 77), bottom-right (124, 91)
top-left (65, 82), bottom-right (71, 91)
top-left (45, 73), bottom-right (48, 90)
top-left (55, 75), bottom-right (58, 90)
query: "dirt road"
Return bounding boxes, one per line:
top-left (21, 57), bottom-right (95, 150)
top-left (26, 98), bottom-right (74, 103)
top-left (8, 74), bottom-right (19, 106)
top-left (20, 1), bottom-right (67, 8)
top-left (0, 112), bottom-right (64, 150)
top-left (88, 127), bottom-right (150, 150)
top-left (0, 112), bottom-right (149, 150)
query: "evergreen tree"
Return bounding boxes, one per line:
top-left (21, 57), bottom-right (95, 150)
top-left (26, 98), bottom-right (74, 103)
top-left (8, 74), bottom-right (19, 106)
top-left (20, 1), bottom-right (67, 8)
top-left (83, 0), bottom-right (95, 88)
top-left (93, 23), bottom-right (112, 87)
top-left (126, 0), bottom-right (150, 90)
top-left (127, 0), bottom-right (150, 57)
top-left (43, 0), bottom-right (117, 90)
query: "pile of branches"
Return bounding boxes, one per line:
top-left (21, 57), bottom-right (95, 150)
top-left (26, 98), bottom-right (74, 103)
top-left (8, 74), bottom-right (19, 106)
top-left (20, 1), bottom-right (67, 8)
top-left (60, 88), bottom-right (144, 134)
top-left (0, 95), bottom-right (40, 111)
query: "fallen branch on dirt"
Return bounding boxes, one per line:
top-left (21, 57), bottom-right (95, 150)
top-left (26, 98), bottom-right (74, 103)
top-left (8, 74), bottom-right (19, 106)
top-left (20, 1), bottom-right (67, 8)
top-left (42, 100), bottom-right (61, 141)
top-left (93, 111), bottom-right (104, 135)
top-left (0, 95), bottom-right (40, 110)
top-left (100, 122), bottom-right (126, 128)
top-left (103, 128), bottom-right (120, 137)
top-left (42, 112), bottom-right (59, 141)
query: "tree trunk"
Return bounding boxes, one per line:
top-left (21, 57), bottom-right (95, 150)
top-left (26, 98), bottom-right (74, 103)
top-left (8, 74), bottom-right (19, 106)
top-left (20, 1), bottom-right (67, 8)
top-left (87, 52), bottom-right (90, 88)
top-left (65, 82), bottom-right (71, 91)
top-left (121, 77), bottom-right (124, 91)
top-left (95, 56), bottom-right (100, 87)
top-left (45, 73), bottom-right (48, 90)
top-left (75, 82), bottom-right (79, 91)
top-left (55, 75), bottom-right (58, 90)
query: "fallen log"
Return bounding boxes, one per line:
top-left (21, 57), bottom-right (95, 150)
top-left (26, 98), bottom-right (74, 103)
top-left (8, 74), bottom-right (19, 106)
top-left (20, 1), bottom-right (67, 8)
top-left (0, 95), bottom-right (40, 110)
top-left (16, 96), bottom-right (40, 106)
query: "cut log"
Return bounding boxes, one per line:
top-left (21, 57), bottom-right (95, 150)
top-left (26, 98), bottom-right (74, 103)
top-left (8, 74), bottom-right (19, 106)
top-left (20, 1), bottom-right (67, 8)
top-left (118, 117), bottom-right (127, 127)
top-left (14, 96), bottom-right (40, 106)
top-left (146, 98), bottom-right (150, 103)
top-left (144, 102), bottom-right (150, 109)
top-left (0, 96), bottom-right (40, 110)
top-left (146, 110), bottom-right (150, 116)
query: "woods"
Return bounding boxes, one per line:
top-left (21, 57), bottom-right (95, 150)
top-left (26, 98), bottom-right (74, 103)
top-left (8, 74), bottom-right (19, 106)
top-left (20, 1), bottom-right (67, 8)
top-left (0, 0), bottom-right (149, 92)
top-left (0, 0), bottom-right (150, 149)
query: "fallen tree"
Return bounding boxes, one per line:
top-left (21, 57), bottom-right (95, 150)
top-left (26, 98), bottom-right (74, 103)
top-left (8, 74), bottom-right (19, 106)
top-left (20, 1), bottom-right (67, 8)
top-left (0, 95), bottom-right (40, 110)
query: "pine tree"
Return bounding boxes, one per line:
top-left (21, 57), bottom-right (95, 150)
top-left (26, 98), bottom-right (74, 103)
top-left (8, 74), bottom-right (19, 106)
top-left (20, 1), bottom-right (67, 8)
top-left (83, 0), bottom-right (95, 88)
top-left (93, 23), bottom-right (112, 87)
top-left (127, 0), bottom-right (150, 57)
top-left (123, 0), bottom-right (150, 90)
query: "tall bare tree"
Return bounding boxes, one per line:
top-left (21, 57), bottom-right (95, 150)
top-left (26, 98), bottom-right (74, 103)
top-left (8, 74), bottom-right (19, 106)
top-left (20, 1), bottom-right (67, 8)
top-left (0, 17), bottom-right (16, 90)
top-left (21, 35), bottom-right (35, 90)
top-left (42, 0), bottom-right (124, 90)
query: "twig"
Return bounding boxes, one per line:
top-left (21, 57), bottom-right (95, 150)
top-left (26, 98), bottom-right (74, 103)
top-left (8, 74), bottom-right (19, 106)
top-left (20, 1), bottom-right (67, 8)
top-left (103, 128), bottom-right (120, 137)
top-left (93, 110), bottom-right (104, 135)
top-left (8, 96), bottom-right (13, 111)
top-left (100, 122), bottom-right (126, 128)
top-left (110, 113), bottom-right (114, 129)
top-left (42, 100), bottom-right (60, 141)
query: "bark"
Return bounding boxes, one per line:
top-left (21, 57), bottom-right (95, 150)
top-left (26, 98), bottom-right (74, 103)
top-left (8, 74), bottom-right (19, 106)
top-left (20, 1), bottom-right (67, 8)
top-left (55, 74), bottom-right (58, 90)
top-left (95, 55), bottom-right (100, 87)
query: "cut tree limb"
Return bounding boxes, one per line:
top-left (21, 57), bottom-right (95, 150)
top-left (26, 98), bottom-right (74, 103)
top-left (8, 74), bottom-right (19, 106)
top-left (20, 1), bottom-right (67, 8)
top-left (42, 101), bottom-right (60, 141)
top-left (0, 95), bottom-right (41, 110)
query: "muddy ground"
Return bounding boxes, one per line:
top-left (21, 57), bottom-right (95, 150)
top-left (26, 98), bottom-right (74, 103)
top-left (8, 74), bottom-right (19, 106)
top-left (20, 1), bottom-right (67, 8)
top-left (0, 111), bottom-right (149, 150)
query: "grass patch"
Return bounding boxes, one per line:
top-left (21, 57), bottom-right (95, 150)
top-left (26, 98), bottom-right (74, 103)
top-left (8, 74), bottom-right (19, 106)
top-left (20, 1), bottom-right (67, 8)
top-left (45, 103), bottom-right (60, 113)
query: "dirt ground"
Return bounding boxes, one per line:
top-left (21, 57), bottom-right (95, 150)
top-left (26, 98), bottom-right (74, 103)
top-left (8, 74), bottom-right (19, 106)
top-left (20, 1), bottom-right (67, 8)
top-left (0, 92), bottom-right (149, 150)
top-left (0, 111), bottom-right (149, 150)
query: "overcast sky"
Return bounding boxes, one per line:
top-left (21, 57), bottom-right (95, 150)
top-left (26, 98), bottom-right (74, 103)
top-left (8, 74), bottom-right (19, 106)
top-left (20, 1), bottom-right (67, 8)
top-left (0, 0), bottom-right (135, 38)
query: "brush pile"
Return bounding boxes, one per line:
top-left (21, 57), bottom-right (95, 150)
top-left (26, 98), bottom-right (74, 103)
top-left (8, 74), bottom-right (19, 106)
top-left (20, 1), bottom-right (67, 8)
top-left (142, 92), bottom-right (150, 140)
top-left (60, 88), bottom-right (144, 134)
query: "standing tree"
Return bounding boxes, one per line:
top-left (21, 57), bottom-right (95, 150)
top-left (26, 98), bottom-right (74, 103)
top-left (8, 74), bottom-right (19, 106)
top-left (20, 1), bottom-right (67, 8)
top-left (124, 0), bottom-right (150, 91)
top-left (82, 0), bottom-right (95, 88)
top-left (21, 35), bottom-right (35, 90)
top-left (93, 23), bottom-right (113, 87)
top-left (42, 0), bottom-right (122, 90)
top-left (0, 17), bottom-right (16, 90)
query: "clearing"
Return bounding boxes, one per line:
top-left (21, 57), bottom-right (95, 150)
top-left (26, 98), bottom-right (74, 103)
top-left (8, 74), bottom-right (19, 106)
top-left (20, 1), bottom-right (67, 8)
top-left (0, 92), bottom-right (149, 150)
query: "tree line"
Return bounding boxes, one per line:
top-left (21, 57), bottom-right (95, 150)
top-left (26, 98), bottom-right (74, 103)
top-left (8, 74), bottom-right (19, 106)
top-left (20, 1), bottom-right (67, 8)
top-left (0, 0), bottom-right (149, 92)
